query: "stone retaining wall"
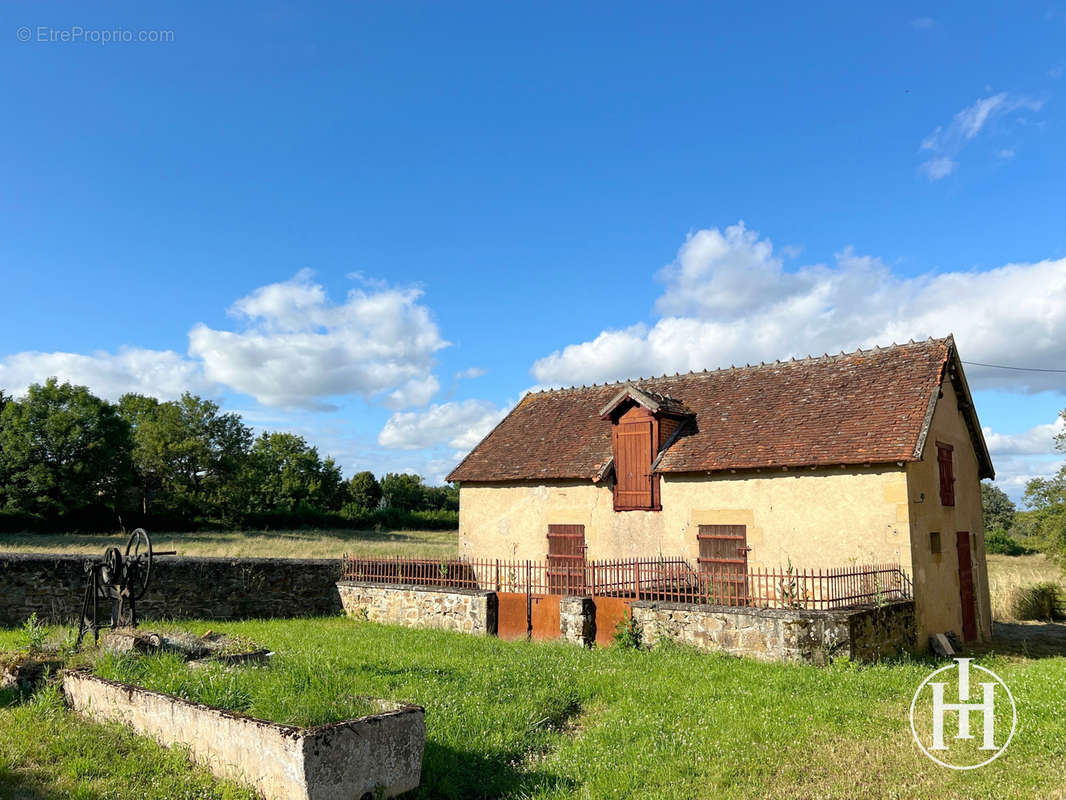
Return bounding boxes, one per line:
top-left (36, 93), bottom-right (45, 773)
top-left (0, 553), bottom-right (343, 626)
top-left (631, 599), bottom-right (915, 664)
top-left (337, 581), bottom-right (498, 635)
top-left (63, 670), bottom-right (425, 800)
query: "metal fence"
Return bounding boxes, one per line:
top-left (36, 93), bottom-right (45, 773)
top-left (342, 555), bottom-right (912, 611)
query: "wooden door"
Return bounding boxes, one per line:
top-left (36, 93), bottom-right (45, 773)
top-left (547, 524), bottom-right (586, 594)
top-left (956, 531), bottom-right (977, 641)
top-left (697, 525), bottom-right (749, 605)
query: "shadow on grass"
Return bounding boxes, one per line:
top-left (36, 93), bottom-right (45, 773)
top-left (0, 764), bottom-right (50, 800)
top-left (970, 620), bottom-right (1066, 659)
top-left (414, 740), bottom-right (576, 800)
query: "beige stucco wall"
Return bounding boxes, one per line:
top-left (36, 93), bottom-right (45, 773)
top-left (905, 377), bottom-right (992, 645)
top-left (458, 465), bottom-right (911, 571)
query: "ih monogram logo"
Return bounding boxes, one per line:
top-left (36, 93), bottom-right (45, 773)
top-left (910, 658), bottom-right (1017, 769)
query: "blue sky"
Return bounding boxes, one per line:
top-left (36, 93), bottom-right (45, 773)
top-left (2, 2), bottom-right (1064, 500)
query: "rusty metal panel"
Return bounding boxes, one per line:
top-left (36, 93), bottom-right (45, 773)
top-left (529, 594), bottom-right (560, 641)
top-left (592, 596), bottom-right (631, 647)
top-left (496, 592), bottom-right (529, 640)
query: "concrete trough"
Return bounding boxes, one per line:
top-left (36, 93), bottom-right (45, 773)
top-left (62, 670), bottom-right (425, 800)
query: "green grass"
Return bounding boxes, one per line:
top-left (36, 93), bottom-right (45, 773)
top-left (94, 650), bottom-right (380, 727)
top-left (0, 527), bottom-right (457, 560)
top-left (5, 618), bottom-right (1064, 799)
top-left (0, 682), bottom-right (257, 800)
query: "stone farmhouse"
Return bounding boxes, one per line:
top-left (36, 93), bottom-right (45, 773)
top-left (448, 336), bottom-right (994, 648)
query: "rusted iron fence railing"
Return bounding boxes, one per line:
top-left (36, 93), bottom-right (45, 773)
top-left (341, 555), bottom-right (911, 611)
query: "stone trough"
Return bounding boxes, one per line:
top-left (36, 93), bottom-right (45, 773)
top-left (62, 671), bottom-right (425, 800)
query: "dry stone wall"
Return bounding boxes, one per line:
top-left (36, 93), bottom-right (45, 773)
top-left (631, 599), bottom-right (915, 664)
top-left (337, 581), bottom-right (498, 635)
top-left (0, 553), bottom-right (343, 625)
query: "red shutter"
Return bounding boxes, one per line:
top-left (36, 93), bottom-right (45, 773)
top-left (937, 443), bottom-right (955, 507)
top-left (547, 525), bottom-right (586, 594)
top-left (614, 420), bottom-right (654, 509)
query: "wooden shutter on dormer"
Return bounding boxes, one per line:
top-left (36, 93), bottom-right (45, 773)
top-left (613, 407), bottom-right (658, 510)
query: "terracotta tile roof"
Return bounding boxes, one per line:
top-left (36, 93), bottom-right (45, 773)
top-left (448, 337), bottom-right (988, 483)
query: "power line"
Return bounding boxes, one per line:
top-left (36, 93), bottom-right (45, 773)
top-left (962, 360), bottom-right (1066, 374)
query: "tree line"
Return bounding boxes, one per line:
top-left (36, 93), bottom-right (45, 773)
top-left (0, 379), bottom-right (457, 533)
top-left (981, 406), bottom-right (1066, 563)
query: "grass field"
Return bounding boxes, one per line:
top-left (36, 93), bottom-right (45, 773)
top-left (0, 528), bottom-right (458, 560)
top-left (987, 553), bottom-right (1066, 620)
top-left (3, 618), bottom-right (1066, 800)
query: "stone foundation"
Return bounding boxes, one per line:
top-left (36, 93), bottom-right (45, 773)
top-left (631, 599), bottom-right (915, 664)
top-left (337, 581), bottom-right (498, 635)
top-left (63, 670), bottom-right (425, 800)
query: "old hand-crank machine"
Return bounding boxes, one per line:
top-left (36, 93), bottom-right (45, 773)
top-left (76, 528), bottom-right (175, 647)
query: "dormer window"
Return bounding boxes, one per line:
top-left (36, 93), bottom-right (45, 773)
top-left (600, 384), bottom-right (692, 512)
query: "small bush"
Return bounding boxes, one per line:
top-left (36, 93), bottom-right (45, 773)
top-left (985, 530), bottom-right (1030, 556)
top-left (1009, 582), bottom-right (1064, 621)
top-left (612, 610), bottom-right (642, 649)
top-left (19, 613), bottom-right (46, 653)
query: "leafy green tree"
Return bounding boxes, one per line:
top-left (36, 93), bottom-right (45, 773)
top-left (118, 392), bottom-right (252, 522)
top-left (347, 471), bottom-right (383, 511)
top-left (380, 472), bottom-right (425, 512)
top-left (1020, 408), bottom-right (1066, 562)
top-left (242, 432), bottom-right (345, 515)
top-left (0, 379), bottom-right (132, 519)
top-left (980, 482), bottom-right (1016, 533)
top-left (421, 483), bottom-right (459, 512)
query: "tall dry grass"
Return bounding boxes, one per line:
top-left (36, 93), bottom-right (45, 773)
top-left (986, 553), bottom-right (1066, 620)
top-left (0, 528), bottom-right (458, 560)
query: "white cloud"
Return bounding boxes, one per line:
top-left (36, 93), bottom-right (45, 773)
top-left (997, 148), bottom-right (1016, 160)
top-left (455, 366), bottom-right (487, 380)
top-left (0, 347), bottom-right (213, 401)
top-left (378, 399), bottom-right (508, 451)
top-left (1, 271), bottom-right (450, 413)
top-left (983, 418), bottom-right (1064, 456)
top-left (531, 222), bottom-right (1066, 394)
top-left (188, 271), bottom-right (449, 409)
top-left (989, 455), bottom-right (1064, 498)
top-left (919, 156), bottom-right (958, 180)
top-left (918, 92), bottom-right (1044, 179)
top-left (982, 417), bottom-right (1064, 498)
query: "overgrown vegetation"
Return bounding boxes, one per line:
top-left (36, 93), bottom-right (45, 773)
top-left (0, 379), bottom-right (458, 533)
top-left (1009, 582), bottom-right (1065, 621)
top-left (985, 529), bottom-right (1031, 556)
top-left (611, 610), bottom-right (642, 649)
top-left (2, 617), bottom-right (1064, 799)
top-left (980, 407), bottom-right (1066, 567)
top-left (986, 553), bottom-right (1066, 621)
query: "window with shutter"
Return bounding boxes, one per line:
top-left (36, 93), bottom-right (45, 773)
top-left (937, 443), bottom-right (955, 507)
